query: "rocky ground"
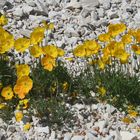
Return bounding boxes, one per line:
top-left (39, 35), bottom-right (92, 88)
top-left (0, 101), bottom-right (140, 140)
top-left (0, 0), bottom-right (140, 139)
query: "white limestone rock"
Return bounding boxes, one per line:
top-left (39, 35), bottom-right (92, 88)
top-left (0, 0), bottom-right (7, 9)
top-left (35, 126), bottom-right (50, 134)
top-left (64, 133), bottom-right (72, 140)
top-left (12, 5), bottom-right (23, 17)
top-left (85, 131), bottom-right (98, 140)
top-left (22, 4), bottom-right (33, 14)
top-left (120, 131), bottom-right (137, 140)
top-left (99, 0), bottom-right (111, 10)
top-left (71, 135), bottom-right (85, 140)
top-left (81, 0), bottom-right (99, 8)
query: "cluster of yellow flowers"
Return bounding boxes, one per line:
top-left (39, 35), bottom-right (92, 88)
top-left (15, 110), bottom-right (31, 131)
top-left (73, 40), bottom-right (100, 57)
top-left (14, 64), bottom-right (33, 99)
top-left (0, 64), bottom-right (32, 129)
top-left (13, 65), bottom-right (32, 130)
top-left (0, 27), bottom-right (14, 54)
top-left (73, 23), bottom-right (140, 70)
top-left (0, 14), bottom-right (65, 71)
top-left (1, 64), bottom-right (33, 100)
top-left (0, 15), bottom-right (65, 130)
top-left (41, 45), bottom-right (64, 71)
top-left (122, 105), bottom-right (138, 125)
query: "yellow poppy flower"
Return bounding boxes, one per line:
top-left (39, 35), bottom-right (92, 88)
top-left (23, 123), bottom-right (31, 131)
top-left (97, 59), bottom-right (106, 70)
top-left (135, 29), bottom-right (140, 42)
top-left (30, 27), bottom-right (45, 45)
top-left (119, 52), bottom-right (130, 64)
top-left (103, 46), bottom-right (111, 56)
top-left (17, 99), bottom-right (29, 110)
top-left (105, 41), bottom-right (117, 56)
top-left (48, 23), bottom-right (54, 30)
top-left (108, 23), bottom-right (126, 37)
top-left (128, 29), bottom-right (137, 37)
top-left (43, 45), bottom-right (58, 58)
top-left (30, 45), bottom-right (43, 58)
top-left (0, 15), bottom-right (8, 26)
top-left (121, 34), bottom-right (132, 44)
top-left (102, 53), bottom-right (111, 64)
top-left (84, 40), bottom-right (100, 54)
top-left (63, 82), bottom-right (69, 91)
top-left (98, 33), bottom-right (111, 42)
top-left (122, 117), bottom-right (132, 124)
top-left (15, 111), bottom-right (23, 122)
top-left (43, 21), bottom-right (54, 30)
top-left (14, 38), bottom-right (30, 52)
top-left (57, 48), bottom-right (65, 57)
top-left (16, 64), bottom-right (30, 78)
top-left (0, 28), bottom-right (14, 54)
top-left (131, 45), bottom-right (140, 55)
top-left (73, 44), bottom-right (86, 57)
top-left (85, 49), bottom-right (93, 57)
top-left (41, 55), bottom-right (56, 71)
top-left (0, 103), bottom-right (6, 109)
top-left (1, 86), bottom-right (14, 100)
top-left (98, 86), bottom-right (106, 96)
top-left (128, 110), bottom-right (138, 117)
top-left (14, 76), bottom-right (33, 99)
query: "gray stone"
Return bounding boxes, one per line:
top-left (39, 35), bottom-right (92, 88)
top-left (110, 13), bottom-right (119, 19)
top-left (71, 135), bottom-right (85, 140)
top-left (22, 4), bottom-right (33, 14)
top-left (0, 0), bottom-right (6, 9)
top-left (81, 9), bottom-right (90, 18)
top-left (111, 0), bottom-right (122, 4)
top-left (73, 104), bottom-right (85, 110)
top-left (49, 131), bottom-right (56, 140)
top-left (97, 8), bottom-right (105, 18)
top-left (134, 9), bottom-right (140, 22)
top-left (0, 129), bottom-right (6, 140)
top-left (64, 27), bottom-right (79, 37)
top-left (99, 0), bottom-right (111, 10)
top-left (8, 132), bottom-right (25, 140)
top-left (64, 133), bottom-right (72, 140)
top-left (20, 29), bottom-right (31, 38)
top-left (120, 131), bottom-right (137, 140)
top-left (7, 125), bottom-right (16, 133)
top-left (85, 132), bottom-right (98, 140)
top-left (35, 126), bottom-right (50, 134)
top-left (13, 6), bottom-right (23, 17)
top-left (24, 0), bottom-right (36, 7)
top-left (91, 11), bottom-right (99, 21)
top-left (65, 1), bottom-right (82, 9)
top-left (81, 0), bottom-right (99, 8)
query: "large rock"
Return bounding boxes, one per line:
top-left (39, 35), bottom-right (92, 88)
top-left (64, 133), bottom-right (72, 140)
top-left (0, 0), bottom-right (6, 9)
top-left (120, 131), bottom-right (137, 140)
top-left (99, 0), bottom-right (111, 10)
top-left (81, 0), bottom-right (99, 8)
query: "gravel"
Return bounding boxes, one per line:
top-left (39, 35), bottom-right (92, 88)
top-left (0, 0), bottom-right (140, 139)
